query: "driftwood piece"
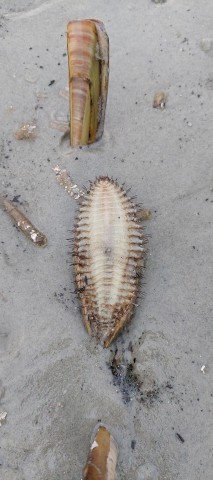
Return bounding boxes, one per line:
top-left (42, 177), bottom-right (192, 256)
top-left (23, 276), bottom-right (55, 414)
top-left (0, 195), bottom-right (47, 247)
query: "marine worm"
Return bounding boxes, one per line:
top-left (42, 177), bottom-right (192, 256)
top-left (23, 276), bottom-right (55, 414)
top-left (73, 177), bottom-right (147, 347)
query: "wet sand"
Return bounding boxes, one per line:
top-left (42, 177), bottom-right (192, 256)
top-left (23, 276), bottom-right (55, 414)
top-left (0, 1), bottom-right (212, 479)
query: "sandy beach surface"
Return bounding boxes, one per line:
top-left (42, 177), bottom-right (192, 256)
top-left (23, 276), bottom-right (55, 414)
top-left (0, 1), bottom-right (212, 479)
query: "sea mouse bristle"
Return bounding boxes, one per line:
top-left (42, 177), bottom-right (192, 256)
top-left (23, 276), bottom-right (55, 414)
top-left (74, 177), bottom-right (147, 347)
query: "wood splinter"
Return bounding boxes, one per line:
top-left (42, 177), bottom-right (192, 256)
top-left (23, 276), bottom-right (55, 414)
top-left (0, 195), bottom-right (47, 247)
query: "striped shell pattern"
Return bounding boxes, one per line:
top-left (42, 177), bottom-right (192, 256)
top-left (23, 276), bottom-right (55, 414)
top-left (74, 177), bottom-right (146, 348)
top-left (67, 20), bottom-right (109, 146)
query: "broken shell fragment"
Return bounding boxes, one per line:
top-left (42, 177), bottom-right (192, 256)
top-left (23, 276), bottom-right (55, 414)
top-left (83, 425), bottom-right (118, 480)
top-left (53, 165), bottom-right (85, 200)
top-left (67, 19), bottom-right (109, 146)
top-left (0, 411), bottom-right (7, 427)
top-left (15, 122), bottom-right (37, 140)
top-left (73, 177), bottom-right (146, 347)
top-left (153, 91), bottom-right (167, 109)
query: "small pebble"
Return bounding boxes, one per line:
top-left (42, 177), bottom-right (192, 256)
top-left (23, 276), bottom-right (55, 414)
top-left (200, 38), bottom-right (213, 54)
top-left (206, 78), bottom-right (213, 90)
top-left (153, 91), bottom-right (167, 109)
top-left (0, 411), bottom-right (7, 426)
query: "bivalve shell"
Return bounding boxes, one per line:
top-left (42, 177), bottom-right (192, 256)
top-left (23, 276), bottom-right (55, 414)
top-left (67, 19), bottom-right (109, 146)
top-left (82, 425), bottom-right (118, 480)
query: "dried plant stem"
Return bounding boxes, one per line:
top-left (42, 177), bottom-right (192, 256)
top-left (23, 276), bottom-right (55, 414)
top-left (0, 195), bottom-right (47, 247)
top-left (53, 165), bottom-right (85, 200)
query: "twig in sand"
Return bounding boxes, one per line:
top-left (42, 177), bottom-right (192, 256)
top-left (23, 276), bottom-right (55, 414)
top-left (0, 195), bottom-right (47, 247)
